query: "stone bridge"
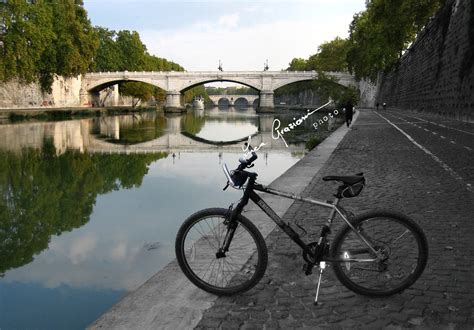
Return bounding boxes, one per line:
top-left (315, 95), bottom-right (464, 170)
top-left (207, 95), bottom-right (259, 107)
top-left (81, 71), bottom-right (365, 113)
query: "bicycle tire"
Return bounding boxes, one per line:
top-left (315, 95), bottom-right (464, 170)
top-left (331, 210), bottom-right (428, 296)
top-left (175, 208), bottom-right (268, 296)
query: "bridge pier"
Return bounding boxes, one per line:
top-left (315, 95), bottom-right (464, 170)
top-left (165, 91), bottom-right (185, 113)
top-left (258, 91), bottom-right (274, 113)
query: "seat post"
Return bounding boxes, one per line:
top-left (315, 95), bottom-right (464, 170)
top-left (326, 197), bottom-right (340, 226)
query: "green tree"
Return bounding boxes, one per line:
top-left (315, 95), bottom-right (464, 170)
top-left (347, 0), bottom-right (444, 80)
top-left (39, 0), bottom-right (98, 91)
top-left (93, 27), bottom-right (121, 72)
top-left (184, 85), bottom-right (211, 104)
top-left (306, 37), bottom-right (349, 72)
top-left (287, 58), bottom-right (307, 71)
top-left (115, 30), bottom-right (147, 71)
top-left (92, 28), bottom-right (187, 104)
top-left (283, 38), bottom-right (355, 106)
top-left (119, 81), bottom-right (155, 107)
top-left (1, 1), bottom-right (54, 84)
top-left (1, 1), bottom-right (98, 92)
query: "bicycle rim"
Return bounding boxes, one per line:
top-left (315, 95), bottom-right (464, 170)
top-left (180, 214), bottom-right (262, 292)
top-left (332, 214), bottom-right (427, 296)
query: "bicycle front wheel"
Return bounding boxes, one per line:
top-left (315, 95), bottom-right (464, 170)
top-left (331, 210), bottom-right (428, 296)
top-left (175, 208), bottom-right (268, 296)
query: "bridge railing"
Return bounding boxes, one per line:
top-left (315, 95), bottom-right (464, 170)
top-left (85, 70), bottom-right (322, 77)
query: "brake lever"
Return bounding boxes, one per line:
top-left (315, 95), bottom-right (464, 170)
top-left (223, 182), bottom-right (229, 191)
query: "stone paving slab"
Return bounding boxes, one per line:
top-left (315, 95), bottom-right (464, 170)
top-left (197, 109), bottom-right (474, 329)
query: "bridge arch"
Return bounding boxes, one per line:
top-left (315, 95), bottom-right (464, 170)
top-left (217, 98), bottom-right (231, 107)
top-left (234, 97), bottom-right (249, 107)
top-left (82, 78), bottom-right (168, 107)
top-left (271, 77), bottom-right (315, 91)
top-left (179, 79), bottom-right (261, 93)
top-left (271, 72), bottom-right (357, 91)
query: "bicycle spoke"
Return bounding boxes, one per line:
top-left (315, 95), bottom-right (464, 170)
top-left (333, 215), bottom-right (426, 295)
top-left (390, 229), bottom-right (410, 245)
top-left (196, 222), bottom-right (218, 251)
top-left (180, 213), bottom-right (263, 292)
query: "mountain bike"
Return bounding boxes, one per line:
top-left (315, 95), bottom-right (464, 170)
top-left (175, 143), bottom-right (428, 304)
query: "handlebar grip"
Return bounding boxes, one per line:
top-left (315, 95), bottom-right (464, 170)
top-left (247, 151), bottom-right (257, 163)
top-left (237, 151), bottom-right (258, 170)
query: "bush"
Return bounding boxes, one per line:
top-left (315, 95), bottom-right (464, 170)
top-left (306, 135), bottom-right (322, 151)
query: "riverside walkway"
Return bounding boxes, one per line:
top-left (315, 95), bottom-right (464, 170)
top-left (196, 109), bottom-right (474, 329)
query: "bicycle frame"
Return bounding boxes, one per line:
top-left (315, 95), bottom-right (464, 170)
top-left (226, 174), bottom-right (380, 263)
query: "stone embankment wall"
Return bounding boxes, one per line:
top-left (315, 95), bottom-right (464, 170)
top-left (377, 0), bottom-right (474, 121)
top-left (0, 76), bottom-right (83, 108)
top-left (0, 76), bottom-right (126, 109)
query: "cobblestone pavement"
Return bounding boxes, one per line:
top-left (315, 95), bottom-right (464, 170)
top-left (196, 109), bottom-right (474, 329)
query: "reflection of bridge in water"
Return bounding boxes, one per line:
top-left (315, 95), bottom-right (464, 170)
top-left (89, 115), bottom-right (302, 154)
top-left (0, 113), bottom-right (305, 155)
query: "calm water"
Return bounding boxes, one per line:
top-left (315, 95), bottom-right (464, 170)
top-left (0, 106), bottom-right (342, 329)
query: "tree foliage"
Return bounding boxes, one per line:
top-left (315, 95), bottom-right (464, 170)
top-left (0, 1), bottom-right (186, 98)
top-left (286, 38), bottom-right (349, 72)
top-left (0, 0), bottom-right (98, 92)
top-left (307, 37), bottom-right (349, 72)
top-left (347, 0), bottom-right (445, 80)
top-left (183, 85), bottom-right (212, 104)
top-left (92, 27), bottom-right (186, 104)
top-left (275, 74), bottom-right (359, 106)
top-left (284, 38), bottom-right (355, 105)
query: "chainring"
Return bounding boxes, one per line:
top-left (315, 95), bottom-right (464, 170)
top-left (302, 242), bottom-right (319, 264)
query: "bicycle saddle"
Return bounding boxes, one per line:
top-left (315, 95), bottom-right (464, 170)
top-left (322, 173), bottom-right (364, 185)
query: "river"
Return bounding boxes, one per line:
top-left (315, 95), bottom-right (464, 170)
top-left (0, 106), bottom-right (342, 329)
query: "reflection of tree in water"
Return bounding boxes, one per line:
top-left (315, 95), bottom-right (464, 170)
top-left (0, 139), bottom-right (166, 276)
top-left (118, 114), bottom-right (167, 144)
top-left (181, 112), bottom-right (205, 135)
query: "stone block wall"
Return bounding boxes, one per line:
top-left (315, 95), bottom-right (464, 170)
top-left (0, 76), bottom-right (82, 108)
top-left (377, 0), bottom-right (474, 121)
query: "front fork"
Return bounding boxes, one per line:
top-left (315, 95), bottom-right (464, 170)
top-left (216, 217), bottom-right (238, 258)
top-left (216, 189), bottom-right (250, 258)
top-left (217, 177), bottom-right (256, 258)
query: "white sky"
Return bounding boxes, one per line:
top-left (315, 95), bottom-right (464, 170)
top-left (84, 0), bottom-right (366, 71)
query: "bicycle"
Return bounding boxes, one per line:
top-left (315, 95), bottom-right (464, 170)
top-left (175, 143), bottom-right (428, 304)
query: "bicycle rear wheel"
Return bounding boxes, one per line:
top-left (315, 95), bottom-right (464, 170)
top-left (331, 210), bottom-right (428, 296)
top-left (175, 208), bottom-right (268, 296)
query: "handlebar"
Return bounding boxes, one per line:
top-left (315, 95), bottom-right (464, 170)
top-left (237, 150), bottom-right (257, 170)
top-left (222, 142), bottom-right (261, 190)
